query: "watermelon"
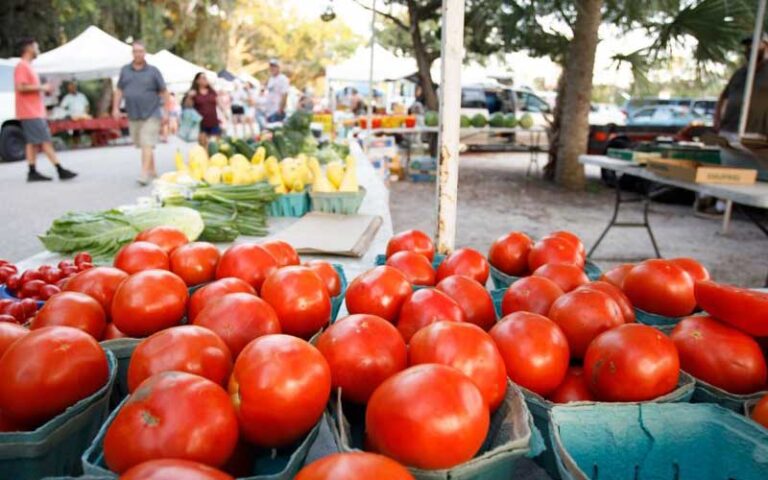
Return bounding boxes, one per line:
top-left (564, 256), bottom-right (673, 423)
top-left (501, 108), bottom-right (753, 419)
top-left (489, 113), bottom-right (505, 128)
top-left (503, 113), bottom-right (517, 128)
top-left (471, 114), bottom-right (487, 128)
top-left (519, 113), bottom-right (534, 129)
top-left (424, 111), bottom-right (439, 127)
top-left (460, 115), bottom-right (472, 128)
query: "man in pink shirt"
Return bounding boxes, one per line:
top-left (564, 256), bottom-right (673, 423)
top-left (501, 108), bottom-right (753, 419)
top-left (14, 38), bottom-right (76, 182)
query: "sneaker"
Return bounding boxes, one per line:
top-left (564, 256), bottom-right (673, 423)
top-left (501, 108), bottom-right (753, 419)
top-left (27, 170), bottom-right (53, 182)
top-left (137, 176), bottom-right (149, 186)
top-left (57, 167), bottom-right (78, 180)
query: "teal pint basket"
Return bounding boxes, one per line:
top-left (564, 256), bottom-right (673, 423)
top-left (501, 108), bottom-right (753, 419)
top-left (83, 397), bottom-right (324, 480)
top-left (634, 308), bottom-right (682, 328)
top-left (268, 191), bottom-right (310, 217)
top-left (550, 403), bottom-right (768, 480)
top-left (331, 381), bottom-right (545, 480)
top-left (330, 264), bottom-right (348, 322)
top-left (99, 338), bottom-right (140, 410)
top-left (0, 351), bottom-right (117, 480)
top-left (310, 187), bottom-right (366, 214)
top-left (689, 376), bottom-right (768, 412)
top-left (490, 260), bottom-right (601, 290)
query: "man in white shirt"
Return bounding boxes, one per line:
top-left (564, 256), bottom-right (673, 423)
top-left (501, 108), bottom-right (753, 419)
top-left (265, 59), bottom-right (290, 122)
top-left (60, 82), bottom-right (90, 119)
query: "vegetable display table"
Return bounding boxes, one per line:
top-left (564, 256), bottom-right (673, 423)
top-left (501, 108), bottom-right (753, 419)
top-left (579, 154), bottom-right (768, 286)
top-left (48, 118), bottom-right (129, 147)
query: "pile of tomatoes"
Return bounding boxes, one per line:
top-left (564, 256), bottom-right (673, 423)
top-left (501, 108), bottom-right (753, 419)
top-left (0, 252), bottom-right (93, 302)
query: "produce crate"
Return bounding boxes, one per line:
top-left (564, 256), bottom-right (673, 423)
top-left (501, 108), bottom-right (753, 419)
top-left (490, 260), bottom-right (602, 290)
top-left (310, 187), bottom-right (366, 215)
top-left (550, 403), bottom-right (768, 480)
top-left (83, 397), bottom-right (325, 480)
top-left (330, 264), bottom-right (348, 322)
top-left (409, 156), bottom-right (437, 171)
top-left (408, 170), bottom-right (437, 183)
top-left (99, 338), bottom-right (140, 410)
top-left (330, 381), bottom-right (545, 480)
top-left (268, 192), bottom-right (310, 217)
top-left (660, 145), bottom-right (721, 164)
top-left (0, 351), bottom-right (117, 480)
top-left (0, 284), bottom-right (44, 309)
top-left (520, 372), bottom-right (694, 479)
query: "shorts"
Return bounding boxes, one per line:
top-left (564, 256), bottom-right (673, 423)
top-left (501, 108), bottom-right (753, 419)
top-left (21, 118), bottom-right (53, 145)
top-left (201, 125), bottom-right (221, 136)
top-left (231, 105), bottom-right (245, 115)
top-left (129, 117), bottom-right (161, 148)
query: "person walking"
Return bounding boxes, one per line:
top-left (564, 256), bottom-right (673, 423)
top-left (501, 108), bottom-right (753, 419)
top-left (112, 40), bottom-right (169, 185)
top-left (14, 38), bottom-right (77, 182)
top-left (265, 59), bottom-right (290, 122)
top-left (187, 72), bottom-right (224, 149)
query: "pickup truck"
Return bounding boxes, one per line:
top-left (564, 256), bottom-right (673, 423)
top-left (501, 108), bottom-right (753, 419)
top-left (587, 123), bottom-right (716, 155)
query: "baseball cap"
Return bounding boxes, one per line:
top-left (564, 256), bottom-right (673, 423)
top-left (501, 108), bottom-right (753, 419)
top-left (269, 58), bottom-right (279, 66)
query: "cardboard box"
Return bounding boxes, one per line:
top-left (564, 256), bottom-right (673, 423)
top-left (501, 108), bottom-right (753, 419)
top-left (606, 148), bottom-right (661, 165)
top-left (647, 158), bottom-right (757, 185)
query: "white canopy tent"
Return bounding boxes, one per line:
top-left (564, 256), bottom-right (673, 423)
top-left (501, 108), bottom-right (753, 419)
top-left (34, 26), bottom-right (132, 80)
top-left (150, 49), bottom-right (215, 94)
top-left (325, 44), bottom-right (416, 83)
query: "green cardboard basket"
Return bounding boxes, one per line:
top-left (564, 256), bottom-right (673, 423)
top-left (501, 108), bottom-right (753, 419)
top-left (0, 351), bottom-right (117, 480)
top-left (268, 191), bottom-right (310, 217)
top-left (83, 397), bottom-right (324, 480)
top-left (330, 264), bottom-right (348, 322)
top-left (310, 187), bottom-right (366, 215)
top-left (99, 338), bottom-right (140, 410)
top-left (689, 376), bottom-right (768, 412)
top-left (551, 403), bottom-right (768, 480)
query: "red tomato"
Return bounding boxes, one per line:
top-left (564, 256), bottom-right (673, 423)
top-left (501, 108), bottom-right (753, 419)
top-left (623, 259), bottom-right (695, 317)
top-left (548, 367), bottom-right (594, 403)
top-left (135, 226), bottom-right (189, 254)
top-left (0, 409), bottom-right (22, 433)
top-left (229, 335), bottom-right (331, 447)
top-left (31, 291), bottom-right (106, 339)
top-left (170, 242), bottom-right (220, 286)
top-left (304, 261), bottom-right (341, 297)
top-left (193, 293), bottom-right (280, 357)
top-left (113, 241), bottom-right (170, 274)
top-left (120, 459), bottom-right (234, 480)
top-left (670, 315), bottom-right (766, 394)
top-left (577, 281), bottom-right (636, 323)
top-left (548, 288), bottom-right (625, 359)
top-left (260, 266), bottom-right (331, 339)
top-left (396, 288), bottom-right (465, 343)
top-left (584, 324), bottom-right (680, 402)
top-left (366, 364), bottom-right (489, 469)
top-left (296, 452), bottom-right (414, 480)
top-left (694, 281), bottom-right (768, 336)
top-left (386, 251), bottom-right (436, 286)
top-left (436, 248), bottom-right (489, 284)
top-left (0, 323), bottom-right (27, 358)
top-left (549, 231), bottom-right (586, 260)
top-left (528, 236), bottom-right (584, 272)
top-left (436, 275), bottom-right (496, 330)
top-left (64, 267), bottom-right (128, 315)
top-left (753, 394), bottom-right (768, 429)
top-left (216, 243), bottom-right (278, 293)
top-left (104, 371), bottom-right (238, 473)
top-left (103, 323), bottom-right (128, 340)
top-left (111, 270), bottom-right (188, 337)
top-left (669, 257), bottom-right (710, 282)
top-left (533, 263), bottom-right (589, 292)
top-left (386, 230), bottom-right (435, 261)
top-left (188, 278), bottom-right (256, 322)
top-left (316, 314), bottom-right (407, 404)
top-left (345, 266), bottom-right (412, 323)
top-left (599, 263), bottom-right (634, 289)
top-left (127, 325), bottom-right (233, 392)
top-left (501, 276), bottom-right (564, 317)
top-left (490, 312), bottom-right (570, 396)
top-left (409, 322), bottom-right (507, 410)
top-left (260, 240), bottom-right (300, 267)
top-left (0, 326), bottom-right (108, 428)
top-left (488, 231), bottom-right (533, 276)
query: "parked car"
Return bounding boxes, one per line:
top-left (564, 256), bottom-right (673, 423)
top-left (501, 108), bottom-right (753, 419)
top-left (0, 58), bottom-right (26, 162)
top-left (626, 105), bottom-right (711, 128)
top-left (590, 103), bottom-right (626, 126)
top-left (623, 97), bottom-right (716, 121)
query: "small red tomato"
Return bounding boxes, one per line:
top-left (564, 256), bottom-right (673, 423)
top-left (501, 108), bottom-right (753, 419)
top-left (19, 298), bottom-right (38, 318)
top-left (21, 279), bottom-right (46, 297)
top-left (436, 275), bottom-right (496, 330)
top-left (386, 251), bottom-right (436, 286)
top-left (169, 242), bottom-right (221, 286)
top-left (260, 240), bottom-right (300, 267)
top-left (436, 248), bottom-right (489, 285)
top-left (532, 263), bottom-right (589, 293)
top-left (488, 231), bottom-right (533, 276)
top-left (0, 299), bottom-right (13, 314)
top-left (40, 267), bottom-right (62, 284)
top-left (113, 241), bottom-right (170, 274)
top-left (0, 314), bottom-right (18, 325)
top-left (20, 270), bottom-right (42, 283)
top-left (74, 252), bottom-right (93, 266)
top-left (386, 230), bottom-right (435, 261)
top-left (501, 276), bottom-right (564, 317)
top-left (345, 266), bottom-right (412, 323)
top-left (135, 226), bottom-right (189, 254)
top-left (4, 274), bottom-right (20, 293)
top-left (528, 236), bottom-right (584, 272)
top-left (304, 261), bottom-right (341, 297)
top-left (77, 262), bottom-right (94, 272)
top-left (599, 263), bottom-right (635, 289)
top-left (0, 266), bottom-right (16, 283)
top-left (6, 303), bottom-right (27, 324)
top-left (548, 367), bottom-right (594, 403)
top-left (57, 260), bottom-right (73, 270)
top-left (396, 289), bottom-right (465, 343)
top-left (60, 265), bottom-right (79, 277)
top-left (38, 284), bottom-right (62, 300)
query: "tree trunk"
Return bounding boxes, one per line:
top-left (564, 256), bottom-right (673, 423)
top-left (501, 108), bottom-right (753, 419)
top-left (545, 71), bottom-right (567, 180)
top-left (407, 0), bottom-right (439, 110)
top-left (555, 0), bottom-right (603, 189)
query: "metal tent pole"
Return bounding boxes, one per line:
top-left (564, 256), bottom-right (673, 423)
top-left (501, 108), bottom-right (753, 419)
top-left (738, 0), bottom-right (767, 137)
top-left (435, 0), bottom-right (465, 253)
top-left (365, 0), bottom-right (376, 153)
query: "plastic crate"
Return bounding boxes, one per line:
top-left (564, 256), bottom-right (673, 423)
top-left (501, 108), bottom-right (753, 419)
top-left (521, 372), bottom-right (695, 479)
top-left (0, 351), bottom-right (117, 480)
top-left (330, 264), bottom-right (348, 322)
top-left (99, 338), bottom-right (140, 410)
top-left (0, 284), bottom-right (45, 309)
top-left (268, 192), bottom-right (310, 217)
top-left (490, 261), bottom-right (601, 290)
top-left (331, 381), bottom-right (544, 480)
top-left (310, 187), bottom-right (366, 215)
top-left (551, 403), bottom-right (768, 480)
top-left (83, 397), bottom-right (325, 480)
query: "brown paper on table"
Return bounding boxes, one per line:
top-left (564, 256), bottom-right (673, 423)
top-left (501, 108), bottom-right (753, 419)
top-left (270, 212), bottom-right (382, 257)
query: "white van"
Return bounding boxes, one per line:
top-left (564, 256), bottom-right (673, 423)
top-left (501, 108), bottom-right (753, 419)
top-left (0, 58), bottom-right (25, 162)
